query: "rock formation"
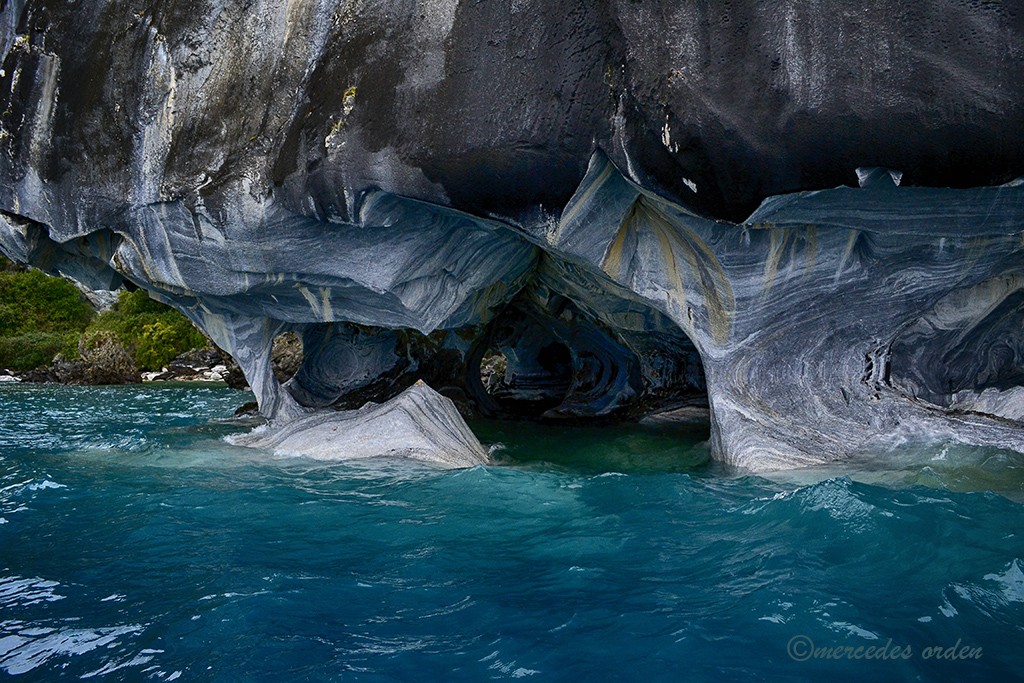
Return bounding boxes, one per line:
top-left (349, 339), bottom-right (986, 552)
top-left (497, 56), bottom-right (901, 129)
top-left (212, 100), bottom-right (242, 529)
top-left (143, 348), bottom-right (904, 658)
top-left (51, 331), bottom-right (140, 385)
top-left (549, 155), bottom-right (1024, 468)
top-left (230, 380), bottom-right (490, 468)
top-left (0, 1), bottom-right (1022, 469)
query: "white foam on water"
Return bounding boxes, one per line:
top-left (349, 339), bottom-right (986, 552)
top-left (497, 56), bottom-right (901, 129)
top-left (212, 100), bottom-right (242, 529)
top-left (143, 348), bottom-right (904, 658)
top-left (983, 559), bottom-right (1024, 604)
top-left (25, 480), bottom-right (65, 491)
top-left (0, 624), bottom-right (143, 675)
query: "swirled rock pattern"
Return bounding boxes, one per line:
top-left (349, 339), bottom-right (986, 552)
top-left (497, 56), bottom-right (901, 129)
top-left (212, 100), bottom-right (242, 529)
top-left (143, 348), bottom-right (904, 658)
top-left (550, 154), bottom-right (1024, 468)
top-left (230, 380), bottom-right (490, 468)
top-left (0, 1), bottom-right (1022, 469)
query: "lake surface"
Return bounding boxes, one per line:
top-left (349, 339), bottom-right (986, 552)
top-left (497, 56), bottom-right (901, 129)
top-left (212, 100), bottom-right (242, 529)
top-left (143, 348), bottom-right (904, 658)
top-left (1, 384), bottom-right (1023, 681)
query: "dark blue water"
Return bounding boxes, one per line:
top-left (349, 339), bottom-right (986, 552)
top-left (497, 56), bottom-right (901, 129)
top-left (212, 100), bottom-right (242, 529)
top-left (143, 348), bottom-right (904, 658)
top-left (1, 385), bottom-right (1023, 681)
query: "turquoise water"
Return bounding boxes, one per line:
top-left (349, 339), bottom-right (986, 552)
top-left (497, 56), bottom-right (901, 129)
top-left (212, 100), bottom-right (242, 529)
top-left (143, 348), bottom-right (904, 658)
top-left (1, 385), bottom-right (1023, 681)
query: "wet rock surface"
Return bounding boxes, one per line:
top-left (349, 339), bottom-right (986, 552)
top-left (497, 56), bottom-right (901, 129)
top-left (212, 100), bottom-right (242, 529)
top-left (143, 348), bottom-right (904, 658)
top-left (230, 381), bottom-right (489, 469)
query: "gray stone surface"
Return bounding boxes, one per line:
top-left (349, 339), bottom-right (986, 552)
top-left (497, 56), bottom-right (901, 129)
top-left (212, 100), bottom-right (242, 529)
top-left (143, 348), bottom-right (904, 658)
top-left (549, 153), bottom-right (1024, 468)
top-left (0, 1), bottom-right (1022, 470)
top-left (2, 1), bottom-right (1021, 223)
top-left (230, 380), bottom-right (489, 468)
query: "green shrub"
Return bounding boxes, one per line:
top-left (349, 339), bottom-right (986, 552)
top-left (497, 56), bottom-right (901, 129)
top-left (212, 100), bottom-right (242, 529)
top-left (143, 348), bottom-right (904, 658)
top-left (135, 319), bottom-right (204, 370)
top-left (89, 290), bottom-right (208, 370)
top-left (0, 255), bottom-right (23, 273)
top-left (0, 331), bottom-right (79, 370)
top-left (0, 263), bottom-right (94, 370)
top-left (0, 262), bottom-right (208, 372)
top-left (0, 303), bottom-right (19, 336)
top-left (0, 268), bottom-right (94, 335)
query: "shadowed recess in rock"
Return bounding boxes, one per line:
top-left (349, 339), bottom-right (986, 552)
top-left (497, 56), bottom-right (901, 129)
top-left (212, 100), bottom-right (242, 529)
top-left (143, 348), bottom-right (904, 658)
top-left (890, 276), bottom-right (1024, 420)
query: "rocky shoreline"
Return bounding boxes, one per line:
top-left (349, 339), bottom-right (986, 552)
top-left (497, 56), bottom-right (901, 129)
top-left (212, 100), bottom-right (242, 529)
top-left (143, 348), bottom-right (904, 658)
top-left (0, 349), bottom-right (233, 385)
top-left (0, 332), bottom-right (304, 390)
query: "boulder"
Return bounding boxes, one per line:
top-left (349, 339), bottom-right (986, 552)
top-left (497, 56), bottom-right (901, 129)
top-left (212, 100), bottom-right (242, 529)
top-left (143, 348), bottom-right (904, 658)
top-left (49, 332), bottom-right (139, 385)
top-left (270, 332), bottom-right (303, 383)
top-left (230, 381), bottom-right (489, 469)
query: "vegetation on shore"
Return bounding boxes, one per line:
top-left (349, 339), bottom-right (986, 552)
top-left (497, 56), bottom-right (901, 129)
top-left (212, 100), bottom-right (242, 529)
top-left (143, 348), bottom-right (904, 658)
top-left (88, 290), bottom-right (208, 370)
top-left (0, 258), bottom-right (208, 372)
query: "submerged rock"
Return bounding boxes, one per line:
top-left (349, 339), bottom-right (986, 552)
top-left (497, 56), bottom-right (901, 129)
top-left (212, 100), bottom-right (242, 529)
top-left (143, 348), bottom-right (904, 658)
top-left (230, 381), bottom-right (489, 469)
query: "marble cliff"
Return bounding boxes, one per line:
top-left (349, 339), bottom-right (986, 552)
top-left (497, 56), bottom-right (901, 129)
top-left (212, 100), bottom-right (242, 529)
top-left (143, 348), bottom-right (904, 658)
top-left (0, 0), bottom-right (1022, 469)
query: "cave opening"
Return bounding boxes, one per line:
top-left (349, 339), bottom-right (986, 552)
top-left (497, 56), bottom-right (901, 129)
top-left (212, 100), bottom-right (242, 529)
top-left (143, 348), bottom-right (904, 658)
top-left (480, 334), bottom-right (575, 418)
top-left (472, 284), bottom-right (710, 424)
top-left (889, 279), bottom-right (1024, 423)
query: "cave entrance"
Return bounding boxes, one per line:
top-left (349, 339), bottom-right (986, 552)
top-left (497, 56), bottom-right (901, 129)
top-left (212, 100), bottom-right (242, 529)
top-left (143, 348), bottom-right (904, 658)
top-left (889, 279), bottom-right (1024, 422)
top-left (474, 287), bottom-right (709, 424)
top-left (480, 334), bottom-right (574, 417)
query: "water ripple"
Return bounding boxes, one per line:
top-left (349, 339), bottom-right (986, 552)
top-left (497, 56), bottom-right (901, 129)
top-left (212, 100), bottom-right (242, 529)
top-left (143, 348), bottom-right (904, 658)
top-left (0, 385), bottom-right (1023, 679)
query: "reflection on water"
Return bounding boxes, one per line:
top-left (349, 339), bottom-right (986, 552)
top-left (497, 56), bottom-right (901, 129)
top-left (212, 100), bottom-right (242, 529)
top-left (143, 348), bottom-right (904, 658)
top-left (471, 418), bottom-right (712, 474)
